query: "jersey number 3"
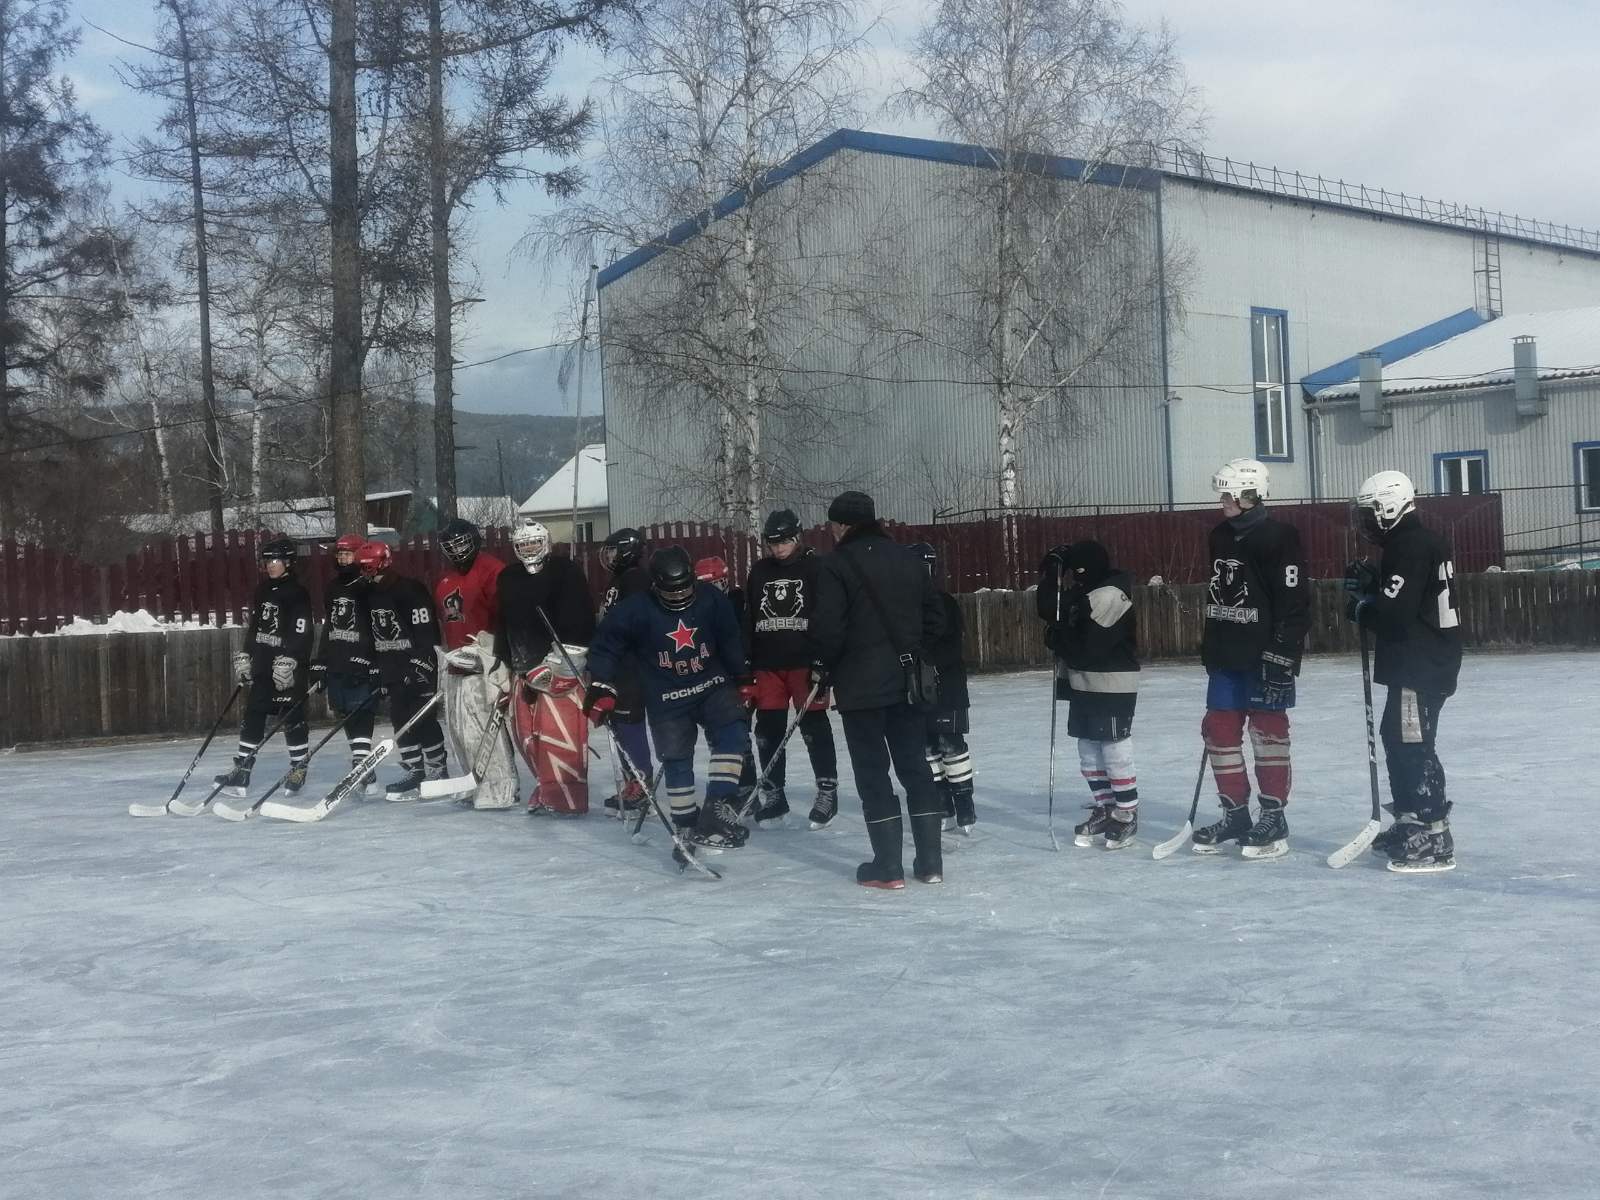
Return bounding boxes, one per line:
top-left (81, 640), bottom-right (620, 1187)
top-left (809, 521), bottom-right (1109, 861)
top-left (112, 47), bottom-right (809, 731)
top-left (1436, 561), bottom-right (1459, 630)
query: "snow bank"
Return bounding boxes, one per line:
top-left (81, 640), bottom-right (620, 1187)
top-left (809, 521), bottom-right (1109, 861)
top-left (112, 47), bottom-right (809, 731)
top-left (4, 609), bottom-right (236, 637)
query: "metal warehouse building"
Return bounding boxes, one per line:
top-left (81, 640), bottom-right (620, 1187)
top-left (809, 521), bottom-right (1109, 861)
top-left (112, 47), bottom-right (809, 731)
top-left (597, 129), bottom-right (1600, 531)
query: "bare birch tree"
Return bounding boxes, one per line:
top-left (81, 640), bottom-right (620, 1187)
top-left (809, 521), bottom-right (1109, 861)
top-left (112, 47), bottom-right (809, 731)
top-left (899, 0), bottom-right (1200, 509)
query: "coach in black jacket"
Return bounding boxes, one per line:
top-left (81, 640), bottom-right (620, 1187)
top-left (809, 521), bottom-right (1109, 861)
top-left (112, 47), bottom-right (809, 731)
top-left (809, 491), bottom-right (947, 889)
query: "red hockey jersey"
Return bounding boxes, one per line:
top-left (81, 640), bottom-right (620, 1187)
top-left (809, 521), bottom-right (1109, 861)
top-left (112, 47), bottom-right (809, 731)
top-left (434, 553), bottom-right (505, 650)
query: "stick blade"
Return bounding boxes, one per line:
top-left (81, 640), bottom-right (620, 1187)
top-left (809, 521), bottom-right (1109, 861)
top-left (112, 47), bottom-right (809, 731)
top-left (168, 797), bottom-right (211, 817)
top-left (128, 802), bottom-right (170, 817)
top-left (212, 800), bottom-right (252, 822)
top-left (420, 774), bottom-right (477, 800)
top-left (1326, 819), bottom-right (1381, 868)
top-left (1151, 820), bottom-right (1193, 860)
top-left (258, 798), bottom-right (330, 823)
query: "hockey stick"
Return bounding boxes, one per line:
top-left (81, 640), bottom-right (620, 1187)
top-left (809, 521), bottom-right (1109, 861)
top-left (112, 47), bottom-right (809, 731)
top-left (1327, 625), bottom-right (1383, 868)
top-left (735, 681), bottom-right (823, 824)
top-left (214, 693), bottom-right (377, 821)
top-left (610, 726), bottom-right (719, 879)
top-left (259, 691), bottom-right (445, 823)
top-left (1045, 559), bottom-right (1063, 851)
top-left (168, 697), bottom-right (305, 817)
top-left (128, 684), bottom-right (243, 817)
top-left (1152, 747), bottom-right (1210, 860)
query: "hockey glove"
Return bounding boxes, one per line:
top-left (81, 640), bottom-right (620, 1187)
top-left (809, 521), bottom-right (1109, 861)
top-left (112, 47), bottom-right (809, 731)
top-left (404, 656), bottom-right (436, 689)
top-left (1345, 595), bottom-right (1372, 626)
top-left (583, 681), bottom-right (618, 726)
top-left (1257, 646), bottom-right (1297, 707)
top-left (807, 662), bottom-right (829, 692)
top-left (309, 662), bottom-right (327, 693)
top-left (271, 656), bottom-right (298, 692)
top-left (1343, 559), bottom-right (1379, 598)
top-left (368, 665), bottom-right (387, 697)
top-left (232, 651), bottom-right (253, 685)
top-left (738, 675), bottom-right (760, 708)
top-left (523, 664), bottom-right (555, 694)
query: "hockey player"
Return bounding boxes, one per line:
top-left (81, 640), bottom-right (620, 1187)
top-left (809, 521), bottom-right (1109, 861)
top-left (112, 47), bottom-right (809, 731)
top-left (358, 541), bottom-right (449, 798)
top-left (1346, 470), bottom-right (1463, 873)
top-left (434, 517), bottom-right (503, 650)
top-left (740, 510), bottom-right (840, 828)
top-left (1038, 541), bottom-right (1139, 849)
top-left (595, 527), bottom-right (654, 817)
top-left (215, 537), bottom-right (314, 797)
top-left (910, 543), bottom-right (976, 835)
top-left (694, 554), bottom-right (761, 809)
top-left (310, 533), bottom-right (381, 797)
top-left (495, 519), bottom-right (596, 813)
top-left (584, 546), bottom-right (751, 853)
top-left (1194, 458), bottom-right (1308, 859)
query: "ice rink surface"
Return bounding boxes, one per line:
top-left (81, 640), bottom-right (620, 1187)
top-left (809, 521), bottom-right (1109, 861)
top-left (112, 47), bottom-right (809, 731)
top-left (5, 651), bottom-right (1597, 1199)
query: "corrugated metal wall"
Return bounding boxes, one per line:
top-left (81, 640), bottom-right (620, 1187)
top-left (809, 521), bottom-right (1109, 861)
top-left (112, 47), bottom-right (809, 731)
top-left (1315, 378), bottom-right (1600, 564)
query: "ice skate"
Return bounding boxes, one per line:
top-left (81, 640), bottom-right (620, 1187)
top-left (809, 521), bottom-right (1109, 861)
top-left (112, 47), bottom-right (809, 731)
top-left (283, 762), bottom-right (309, 795)
top-left (1191, 800), bottom-right (1251, 854)
top-left (1239, 798), bottom-right (1288, 860)
top-left (690, 798), bottom-right (749, 852)
top-left (808, 784), bottom-right (838, 830)
top-left (1388, 814), bottom-right (1455, 874)
top-left (952, 783), bottom-right (976, 835)
top-left (386, 768), bottom-right (425, 801)
top-left (1073, 805), bottom-right (1110, 848)
top-left (1371, 811), bottom-right (1419, 859)
top-left (213, 764), bottom-right (252, 800)
top-left (754, 785), bottom-right (790, 828)
top-left (1103, 807), bottom-right (1137, 850)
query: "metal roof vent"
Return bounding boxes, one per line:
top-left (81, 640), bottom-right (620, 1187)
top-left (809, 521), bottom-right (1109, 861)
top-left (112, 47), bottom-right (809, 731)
top-left (1513, 335), bottom-right (1545, 417)
top-left (1358, 351), bottom-right (1390, 428)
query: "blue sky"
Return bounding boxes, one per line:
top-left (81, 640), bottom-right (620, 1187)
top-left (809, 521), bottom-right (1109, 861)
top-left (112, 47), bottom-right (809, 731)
top-left (67, 0), bottom-right (1600, 414)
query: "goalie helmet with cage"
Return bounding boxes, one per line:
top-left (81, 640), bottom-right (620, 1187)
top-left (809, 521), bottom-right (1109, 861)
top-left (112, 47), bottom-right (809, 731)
top-left (1213, 457), bottom-right (1271, 505)
top-left (439, 517), bottom-right (481, 570)
top-left (510, 520), bottom-right (551, 571)
top-left (1355, 470), bottom-right (1417, 541)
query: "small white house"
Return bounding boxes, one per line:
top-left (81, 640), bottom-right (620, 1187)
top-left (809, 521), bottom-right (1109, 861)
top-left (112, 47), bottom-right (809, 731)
top-left (518, 444), bottom-right (609, 544)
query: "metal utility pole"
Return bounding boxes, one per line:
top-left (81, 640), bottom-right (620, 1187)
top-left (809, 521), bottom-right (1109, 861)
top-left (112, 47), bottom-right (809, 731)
top-left (569, 256), bottom-right (596, 545)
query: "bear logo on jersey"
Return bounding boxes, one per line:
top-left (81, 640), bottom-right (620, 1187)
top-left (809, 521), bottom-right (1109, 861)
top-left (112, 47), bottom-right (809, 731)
top-left (442, 587), bottom-right (465, 624)
top-left (756, 578), bottom-right (807, 632)
top-left (258, 600), bottom-right (280, 635)
top-left (371, 607), bottom-right (407, 650)
top-left (1205, 558), bottom-right (1259, 624)
top-left (331, 596), bottom-right (357, 630)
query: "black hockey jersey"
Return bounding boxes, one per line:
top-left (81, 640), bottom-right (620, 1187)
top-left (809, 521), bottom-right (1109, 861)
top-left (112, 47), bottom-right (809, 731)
top-left (494, 555), bottom-right (596, 674)
top-left (364, 574), bottom-right (441, 681)
top-left (315, 571), bottom-right (372, 673)
top-left (1360, 513), bottom-right (1463, 697)
top-left (244, 576), bottom-right (313, 666)
top-left (1200, 512), bottom-right (1309, 673)
top-left (1046, 570), bottom-right (1139, 724)
top-left (743, 549), bottom-right (820, 670)
top-left (925, 591), bottom-right (969, 712)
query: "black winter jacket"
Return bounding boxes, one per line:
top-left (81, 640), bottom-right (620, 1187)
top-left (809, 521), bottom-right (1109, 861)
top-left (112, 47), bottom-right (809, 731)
top-left (808, 525), bottom-right (945, 712)
top-left (1044, 569), bottom-right (1139, 724)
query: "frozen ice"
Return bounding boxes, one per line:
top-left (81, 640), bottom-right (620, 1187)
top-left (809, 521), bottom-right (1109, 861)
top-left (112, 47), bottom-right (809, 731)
top-left (4, 651), bottom-right (1597, 1198)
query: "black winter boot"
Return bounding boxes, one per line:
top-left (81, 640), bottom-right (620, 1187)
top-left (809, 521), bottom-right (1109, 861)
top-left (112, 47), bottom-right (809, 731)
top-left (857, 816), bottom-right (905, 889)
top-left (909, 812), bottom-right (944, 884)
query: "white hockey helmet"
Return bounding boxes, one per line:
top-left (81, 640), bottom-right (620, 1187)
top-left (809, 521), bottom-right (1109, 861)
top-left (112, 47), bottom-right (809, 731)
top-left (1355, 470), bottom-right (1416, 538)
top-left (510, 519), bottom-right (551, 571)
top-left (1213, 457), bottom-right (1270, 504)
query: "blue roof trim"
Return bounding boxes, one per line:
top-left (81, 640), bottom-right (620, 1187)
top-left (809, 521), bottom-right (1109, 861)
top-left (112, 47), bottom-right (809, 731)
top-left (1301, 307), bottom-right (1488, 398)
top-left (597, 128), bottom-right (1161, 289)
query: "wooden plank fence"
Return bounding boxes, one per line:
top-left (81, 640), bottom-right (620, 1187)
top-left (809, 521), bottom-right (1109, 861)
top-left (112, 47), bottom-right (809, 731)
top-left (3, 570), bottom-right (1594, 747)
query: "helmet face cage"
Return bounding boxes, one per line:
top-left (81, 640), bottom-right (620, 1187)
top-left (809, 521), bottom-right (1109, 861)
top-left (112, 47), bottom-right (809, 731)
top-left (441, 526), bottom-right (480, 569)
top-left (1355, 471), bottom-right (1416, 538)
top-left (655, 579), bottom-right (696, 610)
top-left (600, 530), bottom-right (643, 574)
top-left (649, 548), bottom-right (696, 611)
top-left (511, 522), bottom-right (550, 570)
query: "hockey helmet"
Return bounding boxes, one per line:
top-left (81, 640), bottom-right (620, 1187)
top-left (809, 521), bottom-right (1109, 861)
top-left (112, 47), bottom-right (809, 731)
top-left (905, 542), bottom-right (938, 581)
top-left (1213, 457), bottom-right (1270, 505)
top-left (334, 533), bottom-right (366, 556)
top-left (1354, 470), bottom-right (1417, 541)
top-left (1062, 540), bottom-right (1111, 588)
top-left (694, 555), bottom-right (730, 592)
top-left (763, 508), bottom-right (801, 542)
top-left (440, 517), bottom-right (481, 570)
top-left (600, 527), bottom-right (645, 574)
top-left (649, 547), bottom-right (697, 612)
top-left (510, 520), bottom-right (551, 571)
top-left (356, 540), bottom-right (392, 578)
top-left (259, 536), bottom-right (297, 572)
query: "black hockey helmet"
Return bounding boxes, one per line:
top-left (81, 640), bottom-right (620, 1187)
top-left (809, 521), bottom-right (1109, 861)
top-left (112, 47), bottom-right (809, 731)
top-left (648, 546), bottom-right (697, 612)
top-left (1063, 540), bottom-right (1111, 588)
top-left (905, 541), bottom-right (938, 581)
top-left (762, 508), bottom-right (801, 542)
top-left (600, 527), bottom-right (645, 574)
top-left (259, 536), bottom-right (297, 568)
top-left (439, 517), bottom-right (480, 570)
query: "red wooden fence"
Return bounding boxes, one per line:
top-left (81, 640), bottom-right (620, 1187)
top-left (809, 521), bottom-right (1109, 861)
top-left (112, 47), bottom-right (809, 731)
top-left (0, 495), bottom-right (1503, 635)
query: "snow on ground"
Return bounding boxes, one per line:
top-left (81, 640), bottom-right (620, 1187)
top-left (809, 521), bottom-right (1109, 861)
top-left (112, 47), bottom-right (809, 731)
top-left (4, 651), bottom-right (1597, 1199)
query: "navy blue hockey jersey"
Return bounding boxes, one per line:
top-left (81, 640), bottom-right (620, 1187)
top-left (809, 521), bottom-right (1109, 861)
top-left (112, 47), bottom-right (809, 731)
top-left (588, 585), bottom-right (747, 716)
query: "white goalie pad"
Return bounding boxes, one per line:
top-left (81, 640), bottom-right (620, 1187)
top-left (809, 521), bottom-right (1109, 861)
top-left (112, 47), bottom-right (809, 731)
top-left (436, 632), bottom-right (518, 809)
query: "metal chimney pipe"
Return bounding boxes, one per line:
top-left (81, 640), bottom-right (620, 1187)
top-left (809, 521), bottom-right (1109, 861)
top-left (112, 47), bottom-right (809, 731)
top-left (1359, 351), bottom-right (1390, 428)
top-left (1513, 334), bottom-right (1545, 417)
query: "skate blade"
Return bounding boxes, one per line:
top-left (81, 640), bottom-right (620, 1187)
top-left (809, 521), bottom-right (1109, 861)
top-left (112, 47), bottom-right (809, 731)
top-left (1073, 833), bottom-right (1102, 848)
top-left (808, 818), bottom-right (836, 831)
top-left (386, 792), bottom-right (421, 803)
top-left (1190, 842), bottom-right (1229, 855)
top-left (1240, 840), bottom-right (1288, 861)
top-left (756, 814), bottom-right (790, 830)
top-left (1387, 858), bottom-right (1456, 874)
top-left (957, 822), bottom-right (975, 836)
top-left (1103, 837), bottom-right (1136, 851)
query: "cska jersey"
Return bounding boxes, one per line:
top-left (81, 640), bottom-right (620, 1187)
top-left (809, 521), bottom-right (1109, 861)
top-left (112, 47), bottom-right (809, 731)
top-left (434, 553), bottom-right (504, 650)
top-left (587, 584), bottom-right (747, 717)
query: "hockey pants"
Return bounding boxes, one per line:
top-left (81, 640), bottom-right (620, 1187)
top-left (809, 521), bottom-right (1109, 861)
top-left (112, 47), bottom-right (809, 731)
top-left (1202, 707), bottom-right (1291, 808)
top-left (754, 706), bottom-right (837, 793)
top-left (327, 670), bottom-right (376, 767)
top-left (1077, 736), bottom-right (1137, 810)
top-left (1380, 687), bottom-right (1448, 823)
top-left (237, 678), bottom-right (309, 768)
top-left (390, 683), bottom-right (447, 775)
top-left (650, 689), bottom-right (749, 823)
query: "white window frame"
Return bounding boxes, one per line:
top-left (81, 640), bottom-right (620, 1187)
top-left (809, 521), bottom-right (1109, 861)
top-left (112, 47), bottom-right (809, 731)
top-left (1251, 309), bottom-right (1291, 460)
top-left (1435, 451), bottom-right (1488, 496)
top-left (1576, 442), bottom-right (1600, 512)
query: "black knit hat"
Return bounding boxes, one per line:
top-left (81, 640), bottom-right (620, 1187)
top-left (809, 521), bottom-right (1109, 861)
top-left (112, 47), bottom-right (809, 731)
top-left (827, 490), bottom-right (875, 526)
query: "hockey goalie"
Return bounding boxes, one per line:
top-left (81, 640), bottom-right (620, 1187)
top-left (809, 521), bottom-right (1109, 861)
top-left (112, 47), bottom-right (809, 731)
top-left (435, 631), bottom-right (518, 809)
top-left (514, 642), bottom-right (591, 814)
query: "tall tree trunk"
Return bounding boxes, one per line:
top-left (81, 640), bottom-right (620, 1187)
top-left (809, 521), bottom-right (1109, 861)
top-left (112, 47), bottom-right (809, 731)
top-left (328, 0), bottom-right (367, 534)
top-left (0, 17), bottom-right (14, 544)
top-left (167, 0), bottom-right (225, 535)
top-left (741, 214), bottom-right (762, 535)
top-left (428, 0), bottom-right (456, 522)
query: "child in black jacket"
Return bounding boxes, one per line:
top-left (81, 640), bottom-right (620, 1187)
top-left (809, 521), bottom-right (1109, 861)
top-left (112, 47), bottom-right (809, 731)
top-left (1039, 541), bottom-right (1140, 849)
top-left (909, 544), bottom-right (976, 833)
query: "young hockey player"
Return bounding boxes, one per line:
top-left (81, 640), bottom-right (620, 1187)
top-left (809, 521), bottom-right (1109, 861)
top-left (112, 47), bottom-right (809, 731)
top-left (584, 546), bottom-right (751, 855)
top-left (215, 537), bottom-right (314, 797)
top-left (1195, 458), bottom-right (1308, 859)
top-left (357, 541), bottom-right (449, 798)
top-left (434, 517), bottom-right (503, 650)
top-left (310, 533), bottom-right (381, 797)
top-left (495, 520), bottom-right (596, 813)
top-left (1346, 470), bottom-right (1463, 873)
top-left (694, 555), bottom-right (760, 810)
top-left (1038, 541), bottom-right (1139, 849)
top-left (741, 510), bottom-right (840, 828)
top-left (595, 527), bottom-right (654, 817)
top-left (909, 543), bottom-right (976, 835)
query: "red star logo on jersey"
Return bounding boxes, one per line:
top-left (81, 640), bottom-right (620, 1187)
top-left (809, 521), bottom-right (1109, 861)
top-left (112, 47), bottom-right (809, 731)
top-left (666, 619), bottom-right (699, 652)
